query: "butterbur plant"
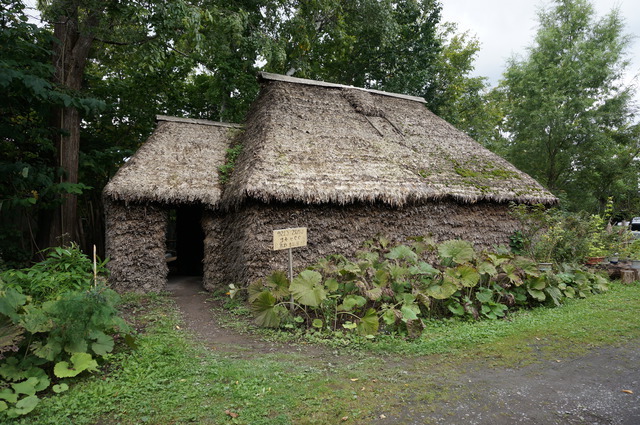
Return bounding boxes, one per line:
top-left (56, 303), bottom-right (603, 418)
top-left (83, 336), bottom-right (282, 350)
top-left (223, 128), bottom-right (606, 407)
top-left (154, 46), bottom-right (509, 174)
top-left (0, 247), bottom-right (131, 419)
top-left (0, 283), bottom-right (131, 418)
top-left (242, 237), bottom-right (611, 339)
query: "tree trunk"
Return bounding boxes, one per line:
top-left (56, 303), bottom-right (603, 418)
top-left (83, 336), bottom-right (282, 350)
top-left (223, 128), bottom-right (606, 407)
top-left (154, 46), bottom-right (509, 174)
top-left (40, 4), bottom-right (98, 248)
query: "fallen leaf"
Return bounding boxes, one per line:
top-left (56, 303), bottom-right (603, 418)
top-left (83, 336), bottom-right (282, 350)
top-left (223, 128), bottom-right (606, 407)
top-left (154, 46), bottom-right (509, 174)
top-left (341, 416), bottom-right (349, 421)
top-left (372, 379), bottom-right (378, 383)
top-left (176, 325), bottom-right (181, 329)
top-left (225, 410), bottom-right (239, 418)
top-left (350, 378), bottom-right (359, 382)
top-left (361, 387), bottom-right (366, 391)
top-left (622, 390), bottom-right (633, 394)
top-left (379, 414), bottom-right (387, 419)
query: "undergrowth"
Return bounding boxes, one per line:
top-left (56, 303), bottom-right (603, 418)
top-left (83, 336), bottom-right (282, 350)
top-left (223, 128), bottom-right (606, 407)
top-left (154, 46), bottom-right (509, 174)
top-left (13, 281), bottom-right (640, 425)
top-left (239, 237), bottom-right (609, 339)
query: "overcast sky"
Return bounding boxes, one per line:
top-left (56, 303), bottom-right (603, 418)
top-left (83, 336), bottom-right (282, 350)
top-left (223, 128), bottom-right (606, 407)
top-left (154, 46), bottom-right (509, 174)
top-left (440, 0), bottom-right (640, 99)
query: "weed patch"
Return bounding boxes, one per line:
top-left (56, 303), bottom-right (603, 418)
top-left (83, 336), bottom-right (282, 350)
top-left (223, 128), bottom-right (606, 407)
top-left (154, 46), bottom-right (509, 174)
top-left (13, 281), bottom-right (640, 425)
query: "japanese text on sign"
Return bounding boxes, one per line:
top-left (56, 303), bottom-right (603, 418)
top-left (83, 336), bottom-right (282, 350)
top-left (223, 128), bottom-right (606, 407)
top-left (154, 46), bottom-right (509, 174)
top-left (273, 227), bottom-right (307, 250)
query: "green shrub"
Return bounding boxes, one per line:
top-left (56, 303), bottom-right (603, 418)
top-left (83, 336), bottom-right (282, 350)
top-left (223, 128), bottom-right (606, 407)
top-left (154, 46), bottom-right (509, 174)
top-left (509, 203), bottom-right (632, 263)
top-left (0, 252), bottom-right (130, 419)
top-left (1, 243), bottom-right (108, 302)
top-left (238, 238), bottom-right (609, 339)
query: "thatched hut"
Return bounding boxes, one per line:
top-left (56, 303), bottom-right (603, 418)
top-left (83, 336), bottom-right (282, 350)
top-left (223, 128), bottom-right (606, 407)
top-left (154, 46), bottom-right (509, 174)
top-left (104, 73), bottom-right (556, 292)
top-left (103, 116), bottom-right (242, 292)
top-left (202, 73), bottom-right (556, 289)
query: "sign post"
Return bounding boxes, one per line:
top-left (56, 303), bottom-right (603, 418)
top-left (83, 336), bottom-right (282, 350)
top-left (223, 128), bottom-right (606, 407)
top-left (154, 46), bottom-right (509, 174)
top-left (273, 227), bottom-right (307, 311)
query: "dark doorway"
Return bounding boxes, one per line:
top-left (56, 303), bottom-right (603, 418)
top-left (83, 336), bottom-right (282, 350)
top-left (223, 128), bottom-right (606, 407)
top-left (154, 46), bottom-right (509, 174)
top-left (167, 205), bottom-right (205, 276)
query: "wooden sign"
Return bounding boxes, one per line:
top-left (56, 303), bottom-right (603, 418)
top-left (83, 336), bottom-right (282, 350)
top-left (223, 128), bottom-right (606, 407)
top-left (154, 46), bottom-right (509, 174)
top-left (273, 227), bottom-right (307, 250)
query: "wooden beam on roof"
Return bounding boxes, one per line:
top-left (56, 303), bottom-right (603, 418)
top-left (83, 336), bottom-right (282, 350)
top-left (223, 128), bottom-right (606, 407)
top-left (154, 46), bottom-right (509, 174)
top-left (258, 72), bottom-right (427, 104)
top-left (155, 115), bottom-right (243, 129)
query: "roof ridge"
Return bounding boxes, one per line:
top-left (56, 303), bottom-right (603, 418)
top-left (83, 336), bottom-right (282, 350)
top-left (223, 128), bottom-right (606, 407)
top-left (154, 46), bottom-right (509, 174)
top-left (155, 115), bottom-right (243, 128)
top-left (258, 72), bottom-right (427, 104)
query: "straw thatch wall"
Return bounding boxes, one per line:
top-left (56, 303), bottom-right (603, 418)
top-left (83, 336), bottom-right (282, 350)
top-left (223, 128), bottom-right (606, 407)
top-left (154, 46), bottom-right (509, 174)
top-left (105, 200), bottom-right (168, 292)
top-left (203, 199), bottom-right (519, 290)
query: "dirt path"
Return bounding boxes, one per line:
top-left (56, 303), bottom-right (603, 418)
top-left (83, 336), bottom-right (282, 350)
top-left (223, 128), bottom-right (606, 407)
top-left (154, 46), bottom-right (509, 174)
top-left (167, 276), bottom-right (333, 359)
top-left (168, 276), bottom-right (640, 424)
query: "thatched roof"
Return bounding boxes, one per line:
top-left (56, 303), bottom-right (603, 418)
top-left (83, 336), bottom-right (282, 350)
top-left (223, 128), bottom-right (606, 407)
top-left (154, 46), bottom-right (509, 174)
top-left (221, 72), bottom-right (557, 208)
top-left (103, 116), bottom-right (241, 206)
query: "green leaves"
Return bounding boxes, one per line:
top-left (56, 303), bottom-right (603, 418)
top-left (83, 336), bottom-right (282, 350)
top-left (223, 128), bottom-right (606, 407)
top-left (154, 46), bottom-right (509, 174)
top-left (247, 236), bottom-right (612, 340)
top-left (1, 266), bottom-right (130, 420)
top-left (290, 271), bottom-right (326, 308)
top-left (6, 395), bottom-right (38, 417)
top-left (385, 245), bottom-right (418, 264)
top-left (438, 240), bottom-right (475, 264)
top-left (0, 288), bottom-right (27, 321)
top-left (90, 331), bottom-right (115, 357)
top-left (53, 352), bottom-right (98, 378)
top-left (444, 265), bottom-right (480, 288)
top-left (424, 280), bottom-right (458, 300)
top-left (356, 309), bottom-right (379, 336)
top-left (250, 291), bottom-right (280, 328)
top-left (338, 295), bottom-right (366, 312)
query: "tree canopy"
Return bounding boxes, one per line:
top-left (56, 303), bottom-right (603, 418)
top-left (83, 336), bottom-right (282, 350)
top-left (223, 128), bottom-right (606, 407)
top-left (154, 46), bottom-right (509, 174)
top-left (494, 0), bottom-right (639, 213)
top-left (1, 0), bottom-right (638, 266)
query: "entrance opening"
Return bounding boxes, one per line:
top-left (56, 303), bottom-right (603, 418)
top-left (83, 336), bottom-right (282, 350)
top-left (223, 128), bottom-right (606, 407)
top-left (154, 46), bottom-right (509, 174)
top-left (166, 205), bottom-right (205, 276)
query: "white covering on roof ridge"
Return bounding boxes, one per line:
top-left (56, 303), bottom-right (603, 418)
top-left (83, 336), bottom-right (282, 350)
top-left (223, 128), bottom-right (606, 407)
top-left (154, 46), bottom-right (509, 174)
top-left (258, 72), bottom-right (427, 104)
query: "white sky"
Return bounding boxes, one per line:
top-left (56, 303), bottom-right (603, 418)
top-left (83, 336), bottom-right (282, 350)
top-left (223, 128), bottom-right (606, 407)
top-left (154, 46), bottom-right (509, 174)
top-left (440, 0), bottom-right (640, 103)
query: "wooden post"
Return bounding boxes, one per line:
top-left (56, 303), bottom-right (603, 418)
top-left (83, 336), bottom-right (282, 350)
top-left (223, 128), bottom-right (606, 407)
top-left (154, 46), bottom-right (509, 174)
top-left (93, 244), bottom-right (97, 286)
top-left (289, 248), bottom-right (294, 311)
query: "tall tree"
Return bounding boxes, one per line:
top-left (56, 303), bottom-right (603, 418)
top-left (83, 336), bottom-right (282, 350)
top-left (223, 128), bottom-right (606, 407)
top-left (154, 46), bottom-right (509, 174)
top-left (495, 0), bottom-right (638, 211)
top-left (0, 0), bottom-right (102, 264)
top-left (428, 23), bottom-right (502, 143)
top-left (264, 0), bottom-right (444, 105)
top-left (33, 0), bottom-right (218, 249)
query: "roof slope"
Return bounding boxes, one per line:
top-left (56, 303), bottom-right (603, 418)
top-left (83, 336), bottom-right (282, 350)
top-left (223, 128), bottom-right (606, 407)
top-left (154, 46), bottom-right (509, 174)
top-left (104, 116), bottom-right (241, 206)
top-left (222, 73), bottom-right (556, 208)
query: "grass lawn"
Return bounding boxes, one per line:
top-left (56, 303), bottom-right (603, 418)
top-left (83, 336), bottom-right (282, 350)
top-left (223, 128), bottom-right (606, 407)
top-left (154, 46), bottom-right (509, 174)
top-left (14, 281), bottom-right (640, 425)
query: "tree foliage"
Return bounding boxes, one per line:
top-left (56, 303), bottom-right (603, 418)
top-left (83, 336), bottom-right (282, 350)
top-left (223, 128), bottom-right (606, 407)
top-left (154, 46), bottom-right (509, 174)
top-left (495, 0), bottom-right (639, 212)
top-left (0, 0), bottom-right (101, 266)
top-left (429, 24), bottom-right (501, 141)
top-left (264, 0), bottom-right (444, 104)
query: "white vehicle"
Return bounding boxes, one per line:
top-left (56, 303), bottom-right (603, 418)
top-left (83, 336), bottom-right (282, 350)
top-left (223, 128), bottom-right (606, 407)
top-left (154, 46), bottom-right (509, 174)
top-left (630, 217), bottom-right (640, 239)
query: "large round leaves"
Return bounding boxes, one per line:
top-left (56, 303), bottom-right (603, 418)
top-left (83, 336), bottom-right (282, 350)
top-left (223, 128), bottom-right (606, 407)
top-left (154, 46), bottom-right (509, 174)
top-left (438, 240), bottom-right (475, 264)
top-left (290, 270), bottom-right (327, 307)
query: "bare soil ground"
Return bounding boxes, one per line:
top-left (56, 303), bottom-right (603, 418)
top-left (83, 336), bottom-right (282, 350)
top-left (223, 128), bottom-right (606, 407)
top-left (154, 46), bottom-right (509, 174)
top-left (168, 276), bottom-right (640, 425)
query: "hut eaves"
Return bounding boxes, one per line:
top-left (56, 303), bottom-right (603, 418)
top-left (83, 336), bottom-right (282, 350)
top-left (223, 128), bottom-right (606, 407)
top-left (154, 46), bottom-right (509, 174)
top-left (103, 115), bottom-right (242, 207)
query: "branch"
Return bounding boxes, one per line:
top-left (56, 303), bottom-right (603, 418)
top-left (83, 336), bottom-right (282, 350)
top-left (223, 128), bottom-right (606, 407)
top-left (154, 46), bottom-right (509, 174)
top-left (167, 45), bottom-right (190, 58)
top-left (94, 35), bottom-right (158, 46)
